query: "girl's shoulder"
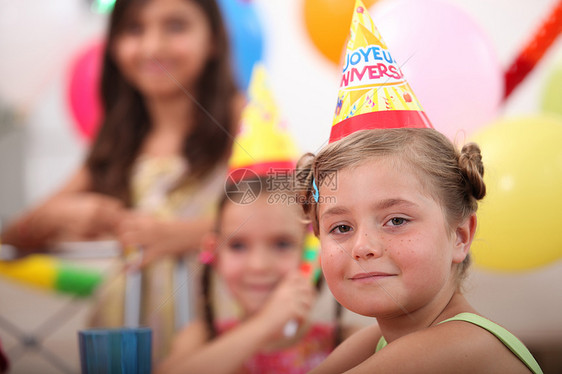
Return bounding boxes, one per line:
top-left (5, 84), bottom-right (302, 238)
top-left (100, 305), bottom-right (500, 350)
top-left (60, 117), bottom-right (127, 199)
top-left (374, 314), bottom-right (535, 374)
top-left (339, 323), bottom-right (364, 341)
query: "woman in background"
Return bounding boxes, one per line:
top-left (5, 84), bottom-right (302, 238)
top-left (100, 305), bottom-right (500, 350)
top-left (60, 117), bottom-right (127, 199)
top-left (2, 0), bottom-right (243, 362)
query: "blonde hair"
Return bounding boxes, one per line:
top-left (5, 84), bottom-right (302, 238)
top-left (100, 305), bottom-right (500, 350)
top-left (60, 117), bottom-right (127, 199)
top-left (296, 128), bottom-right (486, 278)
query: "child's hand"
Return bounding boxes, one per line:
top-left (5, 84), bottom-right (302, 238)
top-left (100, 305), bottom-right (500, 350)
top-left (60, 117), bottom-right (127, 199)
top-left (255, 271), bottom-right (316, 339)
top-left (49, 193), bottom-right (124, 240)
top-left (116, 213), bottom-right (187, 269)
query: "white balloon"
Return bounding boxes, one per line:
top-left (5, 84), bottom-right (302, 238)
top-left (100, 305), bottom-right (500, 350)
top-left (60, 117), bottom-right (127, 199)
top-left (0, 0), bottom-right (83, 109)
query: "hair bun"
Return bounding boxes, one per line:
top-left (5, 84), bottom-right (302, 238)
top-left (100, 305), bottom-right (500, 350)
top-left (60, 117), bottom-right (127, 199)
top-left (459, 143), bottom-right (486, 200)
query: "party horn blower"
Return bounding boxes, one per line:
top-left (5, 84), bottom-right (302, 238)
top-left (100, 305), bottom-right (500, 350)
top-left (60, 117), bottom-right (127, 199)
top-left (0, 254), bottom-right (103, 297)
top-left (283, 233), bottom-right (321, 337)
top-left (299, 234), bottom-right (322, 284)
top-left (504, 0), bottom-right (562, 99)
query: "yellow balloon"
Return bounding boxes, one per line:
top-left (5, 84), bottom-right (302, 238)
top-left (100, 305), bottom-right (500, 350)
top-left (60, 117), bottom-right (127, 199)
top-left (303, 0), bottom-right (378, 65)
top-left (541, 60), bottom-right (562, 117)
top-left (470, 116), bottom-right (562, 272)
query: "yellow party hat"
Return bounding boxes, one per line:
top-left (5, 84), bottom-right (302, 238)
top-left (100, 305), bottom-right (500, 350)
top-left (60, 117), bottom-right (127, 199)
top-left (229, 63), bottom-right (299, 180)
top-left (330, 0), bottom-right (432, 143)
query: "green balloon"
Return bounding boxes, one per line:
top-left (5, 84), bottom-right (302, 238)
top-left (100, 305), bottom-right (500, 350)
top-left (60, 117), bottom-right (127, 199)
top-left (541, 61), bottom-right (562, 116)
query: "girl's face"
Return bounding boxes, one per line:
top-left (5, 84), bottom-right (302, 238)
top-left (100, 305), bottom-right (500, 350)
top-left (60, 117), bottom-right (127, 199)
top-left (215, 196), bottom-right (305, 315)
top-left (317, 158), bottom-right (469, 319)
top-left (112, 0), bottom-right (214, 97)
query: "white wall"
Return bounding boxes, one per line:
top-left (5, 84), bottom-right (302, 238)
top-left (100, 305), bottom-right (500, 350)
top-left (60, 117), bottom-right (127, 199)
top-left (0, 0), bottom-right (107, 210)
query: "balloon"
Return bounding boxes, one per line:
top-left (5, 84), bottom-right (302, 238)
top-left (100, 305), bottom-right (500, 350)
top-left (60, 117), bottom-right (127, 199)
top-left (66, 41), bottom-right (104, 141)
top-left (91, 0), bottom-right (116, 14)
top-left (371, 0), bottom-right (503, 141)
top-left (303, 0), bottom-right (378, 65)
top-left (469, 116), bottom-right (562, 272)
top-left (541, 60), bottom-right (562, 117)
top-left (217, 0), bottom-right (265, 90)
top-left (0, 0), bottom-right (83, 109)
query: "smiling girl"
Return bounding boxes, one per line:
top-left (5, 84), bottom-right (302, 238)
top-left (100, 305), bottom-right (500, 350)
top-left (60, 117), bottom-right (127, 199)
top-left (157, 177), bottom-right (355, 374)
top-left (298, 128), bottom-right (543, 374)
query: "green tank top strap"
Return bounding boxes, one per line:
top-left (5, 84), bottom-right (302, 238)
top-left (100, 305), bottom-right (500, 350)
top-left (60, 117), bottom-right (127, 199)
top-left (375, 313), bottom-right (542, 374)
top-left (375, 336), bottom-right (387, 352)
top-left (439, 313), bottom-right (542, 374)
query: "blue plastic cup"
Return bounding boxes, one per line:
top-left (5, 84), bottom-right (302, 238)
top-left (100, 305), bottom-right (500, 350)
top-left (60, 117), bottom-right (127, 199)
top-left (78, 327), bottom-right (152, 374)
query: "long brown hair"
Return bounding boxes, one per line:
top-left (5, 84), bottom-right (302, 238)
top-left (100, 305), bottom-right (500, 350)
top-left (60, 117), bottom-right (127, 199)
top-left (86, 0), bottom-right (239, 205)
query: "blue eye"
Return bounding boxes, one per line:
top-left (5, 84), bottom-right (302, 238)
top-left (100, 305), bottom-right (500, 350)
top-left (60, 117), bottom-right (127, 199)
top-left (330, 224), bottom-right (352, 234)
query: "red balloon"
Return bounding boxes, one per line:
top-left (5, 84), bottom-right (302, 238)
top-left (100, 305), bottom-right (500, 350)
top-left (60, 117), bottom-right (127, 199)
top-left (67, 41), bottom-right (104, 141)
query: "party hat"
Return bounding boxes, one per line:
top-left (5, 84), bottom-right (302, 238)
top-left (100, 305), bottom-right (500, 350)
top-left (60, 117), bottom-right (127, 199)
top-left (330, 0), bottom-right (432, 143)
top-left (228, 63), bottom-right (299, 179)
top-left (283, 227), bottom-right (321, 337)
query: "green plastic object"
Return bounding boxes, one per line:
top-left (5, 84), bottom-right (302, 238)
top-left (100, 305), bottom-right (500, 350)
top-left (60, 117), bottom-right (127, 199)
top-left (55, 264), bottom-right (103, 297)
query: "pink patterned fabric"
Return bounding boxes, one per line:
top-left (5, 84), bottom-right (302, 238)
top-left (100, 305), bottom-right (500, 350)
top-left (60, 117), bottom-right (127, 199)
top-left (217, 320), bottom-right (335, 374)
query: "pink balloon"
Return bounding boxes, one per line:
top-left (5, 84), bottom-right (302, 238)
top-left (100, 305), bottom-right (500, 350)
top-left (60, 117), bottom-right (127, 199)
top-left (371, 0), bottom-right (503, 141)
top-left (67, 41), bottom-right (104, 141)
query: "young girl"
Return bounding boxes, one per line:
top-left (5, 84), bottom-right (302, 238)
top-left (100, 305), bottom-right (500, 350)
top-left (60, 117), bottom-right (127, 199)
top-left (157, 177), bottom-right (355, 374)
top-left (297, 128), bottom-right (543, 374)
top-left (2, 0), bottom-right (243, 361)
